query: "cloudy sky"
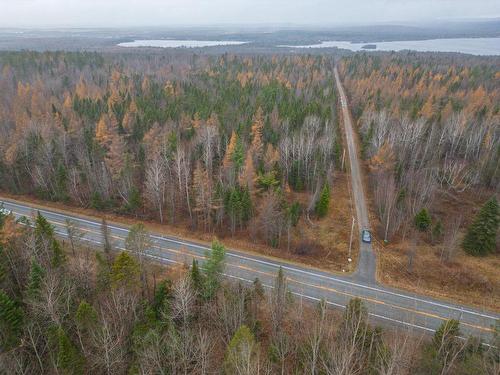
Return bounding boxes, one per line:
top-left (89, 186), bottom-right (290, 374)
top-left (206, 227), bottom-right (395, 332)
top-left (1, 0), bottom-right (499, 27)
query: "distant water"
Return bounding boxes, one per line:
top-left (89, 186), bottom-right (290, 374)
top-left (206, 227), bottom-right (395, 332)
top-left (118, 39), bottom-right (247, 48)
top-left (282, 37), bottom-right (500, 56)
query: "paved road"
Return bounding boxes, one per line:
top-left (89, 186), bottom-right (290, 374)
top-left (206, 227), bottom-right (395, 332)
top-left (334, 67), bottom-right (376, 283)
top-left (1, 198), bottom-right (498, 341)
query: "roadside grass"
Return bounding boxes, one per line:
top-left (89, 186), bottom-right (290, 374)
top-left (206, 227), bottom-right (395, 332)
top-left (376, 189), bottom-right (500, 312)
top-left (0, 172), bottom-right (357, 274)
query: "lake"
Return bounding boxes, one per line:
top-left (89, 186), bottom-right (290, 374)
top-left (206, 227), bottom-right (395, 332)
top-left (282, 37), bottom-right (500, 56)
top-left (118, 39), bottom-right (247, 48)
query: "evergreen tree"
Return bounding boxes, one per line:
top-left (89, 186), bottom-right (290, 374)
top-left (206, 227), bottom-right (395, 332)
top-left (315, 183), bottom-right (330, 218)
top-left (56, 326), bottom-right (85, 375)
top-left (433, 319), bottom-right (460, 350)
top-left (462, 197), bottom-right (499, 256)
top-left (111, 252), bottom-right (140, 289)
top-left (203, 240), bottom-right (226, 299)
top-left (232, 135), bottom-right (245, 171)
top-left (51, 238), bottom-right (66, 268)
top-left (27, 259), bottom-right (46, 299)
top-left (95, 252), bottom-right (111, 291)
top-left (75, 300), bottom-right (98, 332)
top-left (287, 201), bottom-right (301, 227)
top-left (125, 186), bottom-right (142, 213)
top-left (240, 187), bottom-right (252, 223)
top-left (150, 279), bottom-right (172, 320)
top-left (415, 208), bottom-right (432, 232)
top-left (432, 219), bottom-right (443, 243)
top-left (190, 259), bottom-right (204, 294)
top-left (34, 212), bottom-right (66, 267)
top-left (101, 218), bottom-right (112, 255)
top-left (55, 162), bottom-right (68, 201)
top-left (0, 290), bottom-right (23, 349)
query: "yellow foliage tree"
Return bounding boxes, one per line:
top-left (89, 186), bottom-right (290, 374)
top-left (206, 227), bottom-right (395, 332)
top-left (250, 107), bottom-right (264, 159)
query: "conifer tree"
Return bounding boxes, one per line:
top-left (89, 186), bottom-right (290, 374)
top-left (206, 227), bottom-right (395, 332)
top-left (75, 300), bottom-right (98, 332)
top-left (190, 259), bottom-right (203, 294)
top-left (150, 279), bottom-right (172, 320)
top-left (34, 212), bottom-right (66, 267)
top-left (315, 183), bottom-right (330, 218)
top-left (27, 259), bottom-right (45, 299)
top-left (0, 290), bottom-right (23, 349)
top-left (203, 240), bottom-right (226, 299)
top-left (111, 252), bottom-right (140, 289)
top-left (462, 197), bottom-right (499, 256)
top-left (95, 252), bottom-right (111, 291)
top-left (56, 326), bottom-right (85, 375)
top-left (415, 208), bottom-right (432, 232)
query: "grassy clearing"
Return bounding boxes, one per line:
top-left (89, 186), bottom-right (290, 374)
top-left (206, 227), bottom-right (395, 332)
top-left (376, 189), bottom-right (500, 312)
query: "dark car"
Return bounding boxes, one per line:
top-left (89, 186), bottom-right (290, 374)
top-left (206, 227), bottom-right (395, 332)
top-left (362, 229), bottom-right (372, 243)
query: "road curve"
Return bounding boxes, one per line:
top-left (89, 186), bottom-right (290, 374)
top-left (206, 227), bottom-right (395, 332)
top-left (1, 198), bottom-right (498, 341)
top-left (334, 66), bottom-right (376, 283)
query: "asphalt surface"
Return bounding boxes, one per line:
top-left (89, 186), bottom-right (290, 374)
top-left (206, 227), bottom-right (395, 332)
top-left (1, 198), bottom-right (498, 341)
top-left (334, 66), bottom-right (376, 284)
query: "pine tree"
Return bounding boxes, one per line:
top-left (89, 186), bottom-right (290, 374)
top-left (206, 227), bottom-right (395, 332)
top-left (51, 238), bottom-right (66, 268)
top-left (27, 259), bottom-right (45, 299)
top-left (55, 162), bottom-right (68, 201)
top-left (111, 252), bottom-right (140, 289)
top-left (203, 240), bottom-right (226, 299)
top-left (433, 319), bottom-right (460, 350)
top-left (35, 212), bottom-right (66, 267)
top-left (101, 218), bottom-right (112, 255)
top-left (75, 300), bottom-right (98, 332)
top-left (0, 290), bottom-right (23, 349)
top-left (190, 259), bottom-right (204, 294)
top-left (415, 208), bottom-right (432, 232)
top-left (56, 326), bottom-right (85, 375)
top-left (95, 252), bottom-right (111, 291)
top-left (150, 279), bottom-right (172, 320)
top-left (432, 220), bottom-right (443, 243)
top-left (315, 183), bottom-right (330, 218)
top-left (462, 197), bottom-right (499, 256)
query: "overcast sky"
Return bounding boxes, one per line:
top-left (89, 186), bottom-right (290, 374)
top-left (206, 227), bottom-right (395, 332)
top-left (1, 0), bottom-right (499, 28)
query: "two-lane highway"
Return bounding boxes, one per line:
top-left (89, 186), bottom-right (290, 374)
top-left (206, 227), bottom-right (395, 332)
top-left (1, 198), bottom-right (498, 341)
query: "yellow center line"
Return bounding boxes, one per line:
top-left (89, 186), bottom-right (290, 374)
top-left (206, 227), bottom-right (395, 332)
top-left (28, 215), bottom-right (494, 333)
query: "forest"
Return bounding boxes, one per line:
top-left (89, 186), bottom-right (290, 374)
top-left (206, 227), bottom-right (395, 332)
top-left (338, 53), bottom-right (499, 307)
top-left (0, 51), bottom-right (340, 254)
top-left (0, 210), bottom-right (499, 374)
top-left (339, 53), bottom-right (499, 243)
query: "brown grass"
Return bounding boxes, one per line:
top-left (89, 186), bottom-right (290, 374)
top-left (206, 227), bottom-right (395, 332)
top-left (376, 189), bottom-right (500, 312)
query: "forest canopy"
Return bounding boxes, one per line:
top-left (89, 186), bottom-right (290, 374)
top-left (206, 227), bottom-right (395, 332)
top-left (0, 51), bottom-right (339, 249)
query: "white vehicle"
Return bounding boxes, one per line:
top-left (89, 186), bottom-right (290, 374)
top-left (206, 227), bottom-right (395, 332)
top-left (0, 205), bottom-right (11, 216)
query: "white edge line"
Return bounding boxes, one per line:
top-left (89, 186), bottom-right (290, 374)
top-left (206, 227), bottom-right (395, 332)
top-left (5, 200), bottom-right (499, 321)
top-left (18, 220), bottom-right (496, 347)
